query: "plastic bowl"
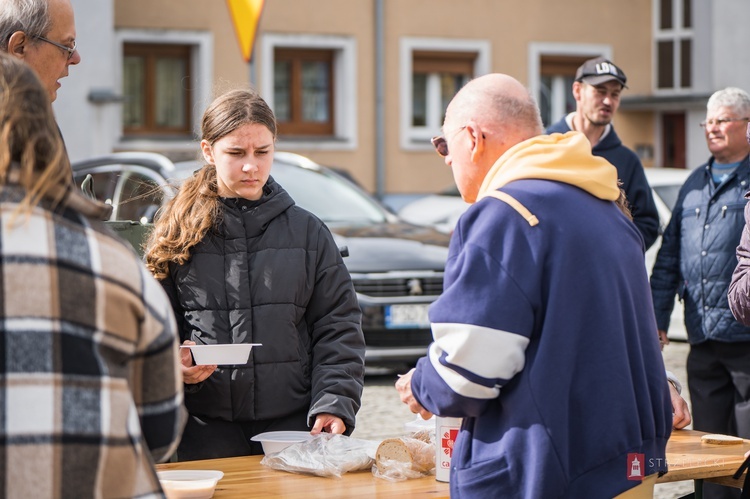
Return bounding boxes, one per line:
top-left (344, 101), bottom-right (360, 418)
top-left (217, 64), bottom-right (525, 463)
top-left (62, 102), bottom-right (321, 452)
top-left (180, 343), bottom-right (261, 365)
top-left (157, 470), bottom-right (224, 499)
top-left (250, 430), bottom-right (313, 454)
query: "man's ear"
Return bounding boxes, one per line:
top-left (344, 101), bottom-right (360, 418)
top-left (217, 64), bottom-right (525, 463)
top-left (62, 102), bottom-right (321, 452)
top-left (466, 121), bottom-right (485, 164)
top-left (572, 81), bottom-right (583, 101)
top-left (7, 31), bottom-right (28, 60)
top-left (200, 140), bottom-right (214, 164)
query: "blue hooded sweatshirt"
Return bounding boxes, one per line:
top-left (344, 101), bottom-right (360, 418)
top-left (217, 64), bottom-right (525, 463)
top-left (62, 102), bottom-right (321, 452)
top-left (411, 132), bottom-right (672, 498)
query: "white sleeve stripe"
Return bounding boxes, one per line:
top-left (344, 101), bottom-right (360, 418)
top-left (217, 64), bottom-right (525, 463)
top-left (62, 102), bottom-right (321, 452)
top-left (431, 322), bottom-right (530, 380)
top-left (428, 343), bottom-right (500, 399)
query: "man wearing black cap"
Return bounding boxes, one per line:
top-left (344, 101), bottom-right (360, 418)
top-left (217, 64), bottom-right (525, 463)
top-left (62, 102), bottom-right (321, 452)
top-left (546, 56), bottom-right (659, 250)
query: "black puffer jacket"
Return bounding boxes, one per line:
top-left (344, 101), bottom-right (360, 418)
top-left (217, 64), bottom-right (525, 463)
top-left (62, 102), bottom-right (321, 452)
top-left (161, 176), bottom-right (365, 432)
top-left (651, 156), bottom-right (750, 344)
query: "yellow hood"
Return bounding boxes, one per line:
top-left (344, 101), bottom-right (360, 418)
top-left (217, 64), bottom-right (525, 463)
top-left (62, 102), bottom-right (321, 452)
top-left (477, 131), bottom-right (620, 203)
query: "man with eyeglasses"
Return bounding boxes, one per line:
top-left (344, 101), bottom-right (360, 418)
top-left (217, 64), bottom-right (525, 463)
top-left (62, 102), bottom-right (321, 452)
top-left (546, 57), bottom-right (660, 250)
top-left (652, 86), bottom-right (750, 499)
top-left (396, 73), bottom-right (672, 497)
top-left (0, 0), bottom-right (81, 102)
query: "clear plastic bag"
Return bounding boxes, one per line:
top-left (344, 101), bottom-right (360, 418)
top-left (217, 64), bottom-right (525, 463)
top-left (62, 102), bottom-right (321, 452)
top-left (260, 433), bottom-right (379, 478)
top-left (371, 434), bottom-right (436, 482)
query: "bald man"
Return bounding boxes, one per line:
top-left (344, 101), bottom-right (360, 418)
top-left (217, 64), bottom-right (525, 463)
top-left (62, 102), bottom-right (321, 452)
top-left (0, 0), bottom-right (81, 102)
top-left (396, 74), bottom-right (672, 497)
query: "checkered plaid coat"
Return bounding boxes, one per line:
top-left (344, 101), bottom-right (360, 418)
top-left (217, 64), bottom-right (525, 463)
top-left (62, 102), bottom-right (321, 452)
top-left (0, 180), bottom-right (185, 498)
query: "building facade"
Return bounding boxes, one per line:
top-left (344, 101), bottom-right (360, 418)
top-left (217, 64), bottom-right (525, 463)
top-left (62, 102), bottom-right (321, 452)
top-left (54, 0), bottom-right (750, 200)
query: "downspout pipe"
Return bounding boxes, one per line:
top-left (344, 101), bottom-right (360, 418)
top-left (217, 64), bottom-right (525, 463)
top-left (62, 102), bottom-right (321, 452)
top-left (375, 0), bottom-right (385, 200)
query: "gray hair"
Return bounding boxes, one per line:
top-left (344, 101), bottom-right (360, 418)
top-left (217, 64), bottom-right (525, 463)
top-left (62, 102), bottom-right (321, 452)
top-left (0, 0), bottom-right (51, 52)
top-left (707, 87), bottom-right (750, 117)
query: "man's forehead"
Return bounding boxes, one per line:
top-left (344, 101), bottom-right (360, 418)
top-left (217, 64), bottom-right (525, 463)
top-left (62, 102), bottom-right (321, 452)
top-left (47, 0), bottom-right (76, 37)
top-left (442, 108), bottom-right (459, 130)
top-left (707, 105), bottom-right (737, 118)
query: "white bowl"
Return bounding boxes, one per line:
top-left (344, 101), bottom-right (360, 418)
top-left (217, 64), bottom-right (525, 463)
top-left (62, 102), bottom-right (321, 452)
top-left (180, 344), bottom-right (261, 365)
top-left (251, 430), bottom-right (313, 454)
top-left (157, 470), bottom-right (224, 499)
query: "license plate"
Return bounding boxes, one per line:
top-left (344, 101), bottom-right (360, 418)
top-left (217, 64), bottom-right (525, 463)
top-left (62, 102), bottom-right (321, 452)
top-left (385, 304), bottom-right (430, 329)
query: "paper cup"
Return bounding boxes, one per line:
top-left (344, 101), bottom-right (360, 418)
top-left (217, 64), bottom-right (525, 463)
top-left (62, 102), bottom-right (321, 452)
top-left (435, 416), bottom-right (462, 482)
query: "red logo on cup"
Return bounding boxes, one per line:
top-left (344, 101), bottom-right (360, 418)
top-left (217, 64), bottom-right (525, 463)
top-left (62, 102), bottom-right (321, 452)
top-left (442, 428), bottom-right (459, 457)
top-left (627, 453), bottom-right (645, 481)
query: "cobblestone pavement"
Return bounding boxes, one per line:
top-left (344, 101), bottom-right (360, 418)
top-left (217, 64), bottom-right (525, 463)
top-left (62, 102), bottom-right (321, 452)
top-left (351, 340), bottom-right (696, 498)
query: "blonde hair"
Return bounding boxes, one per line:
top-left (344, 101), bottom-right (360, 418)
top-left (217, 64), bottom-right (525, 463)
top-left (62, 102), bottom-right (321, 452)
top-left (0, 52), bottom-right (71, 218)
top-left (145, 89), bottom-right (277, 279)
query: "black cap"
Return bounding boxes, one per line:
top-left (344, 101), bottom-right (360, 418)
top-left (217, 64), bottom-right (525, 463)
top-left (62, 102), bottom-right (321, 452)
top-left (575, 57), bottom-right (628, 88)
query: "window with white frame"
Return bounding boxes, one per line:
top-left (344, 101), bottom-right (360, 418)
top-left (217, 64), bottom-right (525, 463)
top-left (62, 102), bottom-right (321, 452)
top-left (654, 0), bottom-right (692, 90)
top-left (400, 38), bottom-right (490, 150)
top-left (261, 34), bottom-right (356, 150)
top-left (115, 29), bottom-right (213, 144)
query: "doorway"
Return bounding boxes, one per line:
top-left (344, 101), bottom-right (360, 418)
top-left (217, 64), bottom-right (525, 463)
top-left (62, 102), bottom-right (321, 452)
top-left (661, 113), bottom-right (686, 168)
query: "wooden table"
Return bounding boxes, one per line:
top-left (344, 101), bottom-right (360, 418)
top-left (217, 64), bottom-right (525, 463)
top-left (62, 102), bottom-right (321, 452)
top-left (657, 429), bottom-right (750, 498)
top-left (156, 454), bottom-right (449, 498)
top-left (156, 429), bottom-right (749, 498)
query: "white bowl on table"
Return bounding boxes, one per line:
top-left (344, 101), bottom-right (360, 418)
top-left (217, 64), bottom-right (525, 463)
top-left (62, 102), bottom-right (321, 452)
top-left (251, 431), bottom-right (314, 454)
top-left (180, 343), bottom-right (261, 365)
top-left (157, 470), bottom-right (224, 499)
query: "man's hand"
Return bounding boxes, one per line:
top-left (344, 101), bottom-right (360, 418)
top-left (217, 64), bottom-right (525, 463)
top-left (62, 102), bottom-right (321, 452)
top-left (658, 329), bottom-right (669, 351)
top-left (668, 381), bottom-right (691, 429)
top-left (180, 340), bottom-right (217, 384)
top-left (395, 368), bottom-right (433, 420)
top-left (311, 413), bottom-right (346, 435)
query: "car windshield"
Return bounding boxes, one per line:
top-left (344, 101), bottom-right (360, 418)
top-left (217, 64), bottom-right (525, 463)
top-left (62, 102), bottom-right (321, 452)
top-left (272, 162), bottom-right (388, 224)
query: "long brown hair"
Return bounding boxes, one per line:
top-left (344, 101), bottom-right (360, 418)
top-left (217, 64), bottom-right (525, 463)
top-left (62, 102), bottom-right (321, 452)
top-left (145, 89), bottom-right (277, 279)
top-left (0, 52), bottom-right (71, 218)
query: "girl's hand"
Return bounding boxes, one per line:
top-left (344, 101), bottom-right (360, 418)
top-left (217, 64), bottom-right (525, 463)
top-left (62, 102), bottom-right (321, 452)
top-left (311, 413), bottom-right (346, 435)
top-left (181, 340), bottom-right (217, 384)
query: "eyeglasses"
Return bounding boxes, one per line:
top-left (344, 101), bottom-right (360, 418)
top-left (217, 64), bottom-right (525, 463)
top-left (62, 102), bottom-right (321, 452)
top-left (699, 117), bottom-right (750, 128)
top-left (34, 35), bottom-right (76, 60)
top-left (431, 136), bottom-right (449, 157)
top-left (431, 126), bottom-right (469, 157)
top-left (431, 127), bottom-right (486, 157)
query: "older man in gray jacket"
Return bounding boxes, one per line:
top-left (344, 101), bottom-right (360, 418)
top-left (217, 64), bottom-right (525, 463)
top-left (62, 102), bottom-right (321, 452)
top-left (654, 87), bottom-right (750, 499)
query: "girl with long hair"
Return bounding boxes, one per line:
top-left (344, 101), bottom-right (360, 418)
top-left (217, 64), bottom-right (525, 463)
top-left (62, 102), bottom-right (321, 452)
top-left (146, 88), bottom-right (365, 460)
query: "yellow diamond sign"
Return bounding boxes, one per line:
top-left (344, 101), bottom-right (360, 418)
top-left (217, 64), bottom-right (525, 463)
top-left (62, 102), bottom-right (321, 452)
top-left (226, 0), bottom-right (266, 62)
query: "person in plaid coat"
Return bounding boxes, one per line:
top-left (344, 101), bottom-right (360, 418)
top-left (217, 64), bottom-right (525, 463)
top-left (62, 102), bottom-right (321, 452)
top-left (0, 53), bottom-right (185, 498)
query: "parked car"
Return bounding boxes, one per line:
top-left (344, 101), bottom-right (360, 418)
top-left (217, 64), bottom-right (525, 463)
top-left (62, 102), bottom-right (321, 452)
top-left (398, 185), bottom-right (468, 234)
top-left (72, 151), bottom-right (451, 366)
top-left (397, 167), bottom-right (693, 340)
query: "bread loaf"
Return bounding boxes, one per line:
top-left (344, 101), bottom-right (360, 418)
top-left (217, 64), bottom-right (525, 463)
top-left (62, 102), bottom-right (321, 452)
top-left (700, 434), bottom-right (745, 445)
top-left (375, 437), bottom-right (435, 474)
